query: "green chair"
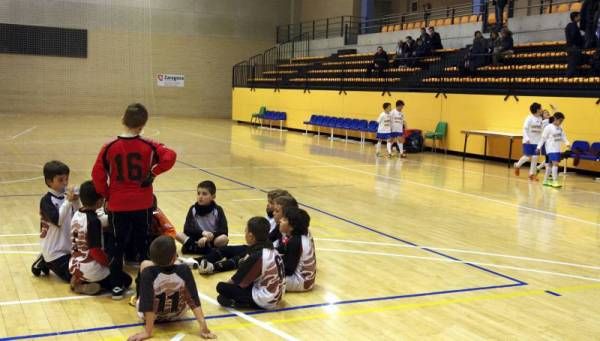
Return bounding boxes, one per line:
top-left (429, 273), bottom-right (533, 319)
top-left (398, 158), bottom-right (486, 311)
top-left (251, 106), bottom-right (266, 125)
top-left (423, 121), bottom-right (447, 153)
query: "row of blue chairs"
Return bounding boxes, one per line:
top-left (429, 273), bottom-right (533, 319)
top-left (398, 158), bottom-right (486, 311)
top-left (304, 115), bottom-right (379, 134)
top-left (570, 140), bottom-right (600, 161)
top-left (257, 110), bottom-right (287, 130)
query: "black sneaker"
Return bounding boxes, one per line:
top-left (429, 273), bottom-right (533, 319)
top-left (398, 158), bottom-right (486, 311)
top-left (112, 286), bottom-right (125, 300)
top-left (31, 254), bottom-right (49, 277)
top-left (217, 295), bottom-right (236, 308)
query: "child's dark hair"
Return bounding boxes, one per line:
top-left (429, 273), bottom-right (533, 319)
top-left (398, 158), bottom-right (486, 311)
top-left (247, 216), bottom-right (270, 242)
top-left (79, 180), bottom-right (102, 207)
top-left (43, 160), bottom-right (69, 187)
top-left (149, 235), bottom-right (176, 267)
top-left (283, 206), bottom-right (310, 236)
top-left (383, 102), bottom-right (391, 110)
top-left (123, 103), bottom-right (148, 129)
top-left (529, 102), bottom-right (542, 114)
top-left (570, 11), bottom-right (580, 21)
top-left (396, 100), bottom-right (405, 107)
top-left (274, 195), bottom-right (298, 209)
top-left (553, 112), bottom-right (565, 120)
top-left (548, 116), bottom-right (555, 124)
top-left (197, 180), bottom-right (217, 196)
top-left (267, 189), bottom-right (291, 201)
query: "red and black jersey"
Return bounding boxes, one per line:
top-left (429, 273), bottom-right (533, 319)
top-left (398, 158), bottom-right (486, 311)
top-left (91, 135), bottom-right (176, 212)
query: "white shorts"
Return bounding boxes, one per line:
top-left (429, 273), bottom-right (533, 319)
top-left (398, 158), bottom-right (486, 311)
top-left (286, 275), bottom-right (313, 292)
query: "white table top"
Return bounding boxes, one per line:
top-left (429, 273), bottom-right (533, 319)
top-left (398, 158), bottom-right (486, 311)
top-left (461, 130), bottom-right (522, 138)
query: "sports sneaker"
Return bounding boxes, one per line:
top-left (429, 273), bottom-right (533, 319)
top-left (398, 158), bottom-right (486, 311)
top-left (400, 153), bottom-right (407, 158)
top-left (528, 174), bottom-right (538, 181)
top-left (375, 152), bottom-right (381, 157)
top-left (111, 286), bottom-right (125, 300)
top-left (178, 257), bottom-right (199, 269)
top-left (31, 254), bottom-right (49, 277)
top-left (128, 295), bottom-right (137, 307)
top-left (73, 282), bottom-right (101, 295)
top-left (513, 163), bottom-right (520, 176)
top-left (543, 180), bottom-right (552, 187)
top-left (216, 295), bottom-right (236, 308)
top-left (551, 181), bottom-right (562, 188)
top-left (198, 259), bottom-right (215, 275)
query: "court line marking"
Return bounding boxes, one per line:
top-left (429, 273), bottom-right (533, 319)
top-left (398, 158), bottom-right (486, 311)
top-left (230, 198), bottom-right (266, 202)
top-left (0, 243), bottom-right (38, 247)
top-left (0, 282), bottom-right (524, 340)
top-left (0, 233), bottom-right (39, 237)
top-left (0, 176), bottom-right (44, 184)
top-left (199, 293), bottom-right (298, 341)
top-left (230, 234), bottom-right (600, 271)
top-left (170, 333), bottom-right (186, 341)
top-left (7, 126), bottom-right (37, 140)
top-left (317, 248), bottom-right (600, 283)
top-left (177, 158), bottom-right (526, 286)
top-left (0, 293), bottom-right (107, 307)
top-left (0, 251), bottom-right (39, 255)
top-left (170, 127), bottom-right (600, 227)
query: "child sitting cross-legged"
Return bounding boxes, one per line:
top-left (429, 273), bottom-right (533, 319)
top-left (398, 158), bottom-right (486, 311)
top-left (275, 206), bottom-right (317, 292)
top-left (128, 236), bottom-right (216, 341)
top-left (215, 217), bottom-right (285, 309)
top-left (179, 180), bottom-right (229, 255)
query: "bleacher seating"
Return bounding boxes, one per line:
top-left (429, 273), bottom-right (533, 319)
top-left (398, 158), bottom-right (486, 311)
top-left (303, 115), bottom-right (377, 143)
top-left (256, 110), bottom-right (287, 130)
top-left (242, 37), bottom-right (599, 97)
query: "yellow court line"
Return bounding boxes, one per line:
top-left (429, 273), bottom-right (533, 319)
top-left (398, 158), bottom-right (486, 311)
top-left (206, 283), bottom-right (600, 333)
top-left (55, 283), bottom-right (600, 339)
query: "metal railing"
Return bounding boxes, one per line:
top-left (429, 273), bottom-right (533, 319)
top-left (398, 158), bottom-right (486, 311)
top-left (277, 16), bottom-right (362, 44)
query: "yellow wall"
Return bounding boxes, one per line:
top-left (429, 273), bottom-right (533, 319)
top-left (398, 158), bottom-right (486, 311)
top-left (232, 87), bottom-right (600, 172)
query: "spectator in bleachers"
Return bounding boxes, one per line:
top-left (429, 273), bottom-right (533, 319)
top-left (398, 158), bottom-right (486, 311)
top-left (419, 28), bottom-right (432, 48)
top-left (592, 48), bottom-right (600, 75)
top-left (428, 27), bottom-right (443, 50)
top-left (414, 37), bottom-right (432, 58)
top-left (487, 31), bottom-right (502, 64)
top-left (463, 30), bottom-right (488, 73)
top-left (492, 28), bottom-right (513, 64)
top-left (494, 0), bottom-right (507, 31)
top-left (367, 46), bottom-right (389, 78)
top-left (565, 11), bottom-right (584, 77)
top-left (392, 40), bottom-right (406, 67)
top-left (404, 36), bottom-right (416, 57)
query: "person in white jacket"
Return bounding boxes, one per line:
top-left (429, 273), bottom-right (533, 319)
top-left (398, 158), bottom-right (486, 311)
top-left (375, 103), bottom-right (393, 157)
top-left (514, 102), bottom-right (543, 180)
top-left (536, 112), bottom-right (569, 188)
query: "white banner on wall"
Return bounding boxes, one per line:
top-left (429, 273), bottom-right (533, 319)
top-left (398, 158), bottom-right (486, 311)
top-left (156, 74), bottom-right (184, 87)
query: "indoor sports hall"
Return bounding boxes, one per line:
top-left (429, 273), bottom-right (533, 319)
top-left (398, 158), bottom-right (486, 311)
top-left (0, 0), bottom-right (599, 340)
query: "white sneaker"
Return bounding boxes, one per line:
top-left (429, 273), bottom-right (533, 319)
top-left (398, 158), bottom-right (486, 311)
top-left (198, 259), bottom-right (214, 274)
top-left (178, 257), bottom-right (199, 269)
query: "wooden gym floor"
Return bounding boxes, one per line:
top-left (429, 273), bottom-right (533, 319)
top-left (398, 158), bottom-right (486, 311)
top-left (0, 113), bottom-right (599, 340)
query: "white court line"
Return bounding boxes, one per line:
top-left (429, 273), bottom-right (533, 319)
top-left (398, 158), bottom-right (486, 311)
top-left (0, 176), bottom-right (44, 184)
top-left (319, 248), bottom-right (600, 283)
top-left (198, 293), bottom-right (298, 341)
top-left (0, 243), bottom-right (39, 247)
top-left (227, 234), bottom-right (600, 271)
top-left (0, 233), bottom-right (39, 237)
top-left (8, 126), bottom-right (37, 140)
top-left (0, 251), bottom-right (39, 255)
top-left (0, 294), bottom-right (102, 306)
top-left (168, 127), bottom-right (600, 227)
top-left (170, 332), bottom-right (186, 341)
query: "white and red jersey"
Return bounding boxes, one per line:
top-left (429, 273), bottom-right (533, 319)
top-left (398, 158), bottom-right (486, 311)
top-left (390, 109), bottom-right (405, 133)
top-left (39, 189), bottom-right (79, 262)
top-left (69, 209), bottom-right (110, 283)
top-left (537, 124), bottom-right (569, 154)
top-left (522, 114), bottom-right (543, 144)
top-left (232, 246), bottom-right (285, 310)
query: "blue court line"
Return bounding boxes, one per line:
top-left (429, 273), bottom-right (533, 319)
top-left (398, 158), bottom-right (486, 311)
top-left (177, 159), bottom-right (527, 286)
top-left (1, 282), bottom-right (524, 340)
top-left (545, 290), bottom-right (562, 297)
